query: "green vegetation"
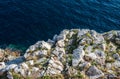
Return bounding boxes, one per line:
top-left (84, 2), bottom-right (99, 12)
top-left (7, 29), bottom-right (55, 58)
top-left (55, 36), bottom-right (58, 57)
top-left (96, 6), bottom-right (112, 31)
top-left (37, 74), bottom-right (64, 79)
top-left (105, 56), bottom-right (115, 63)
top-left (86, 32), bottom-right (91, 38)
top-left (71, 72), bottom-right (84, 78)
top-left (13, 73), bottom-right (22, 79)
top-left (91, 60), bottom-right (97, 66)
top-left (68, 54), bottom-right (73, 66)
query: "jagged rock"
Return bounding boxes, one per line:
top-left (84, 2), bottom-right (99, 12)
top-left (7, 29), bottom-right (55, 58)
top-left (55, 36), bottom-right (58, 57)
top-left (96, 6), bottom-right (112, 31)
top-left (66, 67), bottom-right (78, 77)
top-left (95, 50), bottom-right (106, 58)
top-left (54, 30), bottom-right (69, 41)
top-left (115, 38), bottom-right (120, 45)
top-left (85, 53), bottom-right (97, 60)
top-left (52, 47), bottom-right (65, 61)
top-left (86, 66), bottom-right (104, 79)
top-left (32, 67), bottom-right (39, 72)
top-left (5, 64), bottom-right (17, 71)
top-left (72, 46), bottom-right (85, 67)
top-left (56, 40), bottom-right (65, 47)
top-left (79, 62), bottom-right (91, 71)
top-left (77, 29), bottom-right (89, 37)
top-left (47, 39), bottom-right (55, 46)
top-left (0, 29), bottom-right (120, 79)
top-left (48, 57), bottom-right (63, 72)
top-left (26, 41), bottom-right (51, 53)
top-left (0, 62), bottom-right (6, 70)
top-left (85, 46), bottom-right (93, 54)
top-left (79, 37), bottom-right (93, 45)
top-left (106, 63), bottom-right (112, 69)
top-left (0, 49), bottom-right (4, 61)
top-left (7, 71), bottom-right (13, 79)
top-left (27, 60), bottom-right (34, 66)
top-left (35, 41), bottom-right (51, 50)
top-left (108, 42), bottom-right (117, 52)
top-left (103, 31), bottom-right (116, 40)
top-left (113, 53), bottom-right (119, 60)
top-left (113, 60), bottom-right (120, 68)
top-left (107, 74), bottom-right (117, 79)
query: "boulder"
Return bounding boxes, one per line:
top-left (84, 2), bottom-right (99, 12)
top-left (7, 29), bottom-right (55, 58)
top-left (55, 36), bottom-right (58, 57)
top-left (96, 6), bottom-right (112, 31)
top-left (72, 46), bottom-right (85, 67)
top-left (0, 62), bottom-right (6, 70)
top-left (86, 66), bottom-right (104, 79)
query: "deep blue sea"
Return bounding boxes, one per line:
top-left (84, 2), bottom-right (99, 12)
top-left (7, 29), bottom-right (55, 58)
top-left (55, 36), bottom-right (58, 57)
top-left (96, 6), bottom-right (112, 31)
top-left (0, 0), bottom-right (120, 50)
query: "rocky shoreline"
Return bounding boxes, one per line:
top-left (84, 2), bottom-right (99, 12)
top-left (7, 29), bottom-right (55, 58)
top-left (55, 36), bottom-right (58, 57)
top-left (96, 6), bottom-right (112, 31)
top-left (0, 29), bottom-right (120, 79)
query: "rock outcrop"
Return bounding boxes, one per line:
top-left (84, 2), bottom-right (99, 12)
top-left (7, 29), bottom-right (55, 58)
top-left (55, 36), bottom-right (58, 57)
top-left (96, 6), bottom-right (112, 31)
top-left (0, 29), bottom-right (120, 79)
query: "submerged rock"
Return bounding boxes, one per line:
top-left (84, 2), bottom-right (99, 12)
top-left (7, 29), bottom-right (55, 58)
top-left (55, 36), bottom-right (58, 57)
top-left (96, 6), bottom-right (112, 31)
top-left (0, 29), bottom-right (120, 79)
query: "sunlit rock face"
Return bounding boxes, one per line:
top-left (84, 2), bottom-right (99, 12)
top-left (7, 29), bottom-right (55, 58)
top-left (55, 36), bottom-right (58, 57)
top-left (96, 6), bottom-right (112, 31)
top-left (0, 29), bottom-right (120, 79)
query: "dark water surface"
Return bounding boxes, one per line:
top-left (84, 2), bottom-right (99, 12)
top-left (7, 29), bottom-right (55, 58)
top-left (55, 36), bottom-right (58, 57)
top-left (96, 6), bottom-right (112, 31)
top-left (0, 0), bottom-right (120, 49)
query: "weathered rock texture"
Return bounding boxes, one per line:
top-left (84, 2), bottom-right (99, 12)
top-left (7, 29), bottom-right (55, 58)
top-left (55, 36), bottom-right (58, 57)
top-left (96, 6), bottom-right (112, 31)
top-left (0, 29), bottom-right (120, 79)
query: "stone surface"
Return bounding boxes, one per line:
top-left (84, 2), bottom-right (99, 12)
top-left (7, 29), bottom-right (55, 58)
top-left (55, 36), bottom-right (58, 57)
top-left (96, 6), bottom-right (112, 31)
top-left (86, 66), bottom-right (104, 79)
top-left (0, 29), bottom-right (120, 79)
top-left (72, 46), bottom-right (85, 67)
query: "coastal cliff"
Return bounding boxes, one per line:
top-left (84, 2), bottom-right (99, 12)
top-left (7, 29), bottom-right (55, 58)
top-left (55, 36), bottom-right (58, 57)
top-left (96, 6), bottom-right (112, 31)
top-left (0, 29), bottom-right (120, 79)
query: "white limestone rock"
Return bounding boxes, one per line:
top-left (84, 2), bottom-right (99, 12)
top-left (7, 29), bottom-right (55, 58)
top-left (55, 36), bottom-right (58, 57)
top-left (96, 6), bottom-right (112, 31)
top-left (27, 60), bottom-right (34, 66)
top-left (31, 67), bottom-right (39, 72)
top-left (87, 53), bottom-right (97, 60)
top-left (0, 62), bottom-right (6, 70)
top-left (112, 60), bottom-right (120, 68)
top-left (36, 41), bottom-right (51, 50)
top-left (106, 63), bottom-right (112, 69)
top-left (43, 57), bottom-right (64, 75)
top-left (52, 47), bottom-right (65, 61)
top-left (77, 29), bottom-right (89, 38)
top-left (21, 63), bottom-right (29, 69)
top-left (72, 46), bottom-right (85, 67)
top-left (5, 64), bottom-right (17, 71)
top-left (56, 40), bottom-right (65, 47)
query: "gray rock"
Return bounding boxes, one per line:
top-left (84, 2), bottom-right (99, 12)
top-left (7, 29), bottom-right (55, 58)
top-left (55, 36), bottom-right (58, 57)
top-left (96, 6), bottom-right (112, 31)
top-left (113, 53), bottom-right (119, 59)
top-left (85, 46), bottom-right (93, 54)
top-left (77, 29), bottom-right (89, 38)
top-left (86, 66), bottom-right (104, 79)
top-left (107, 74), bottom-right (117, 79)
top-left (113, 60), bottom-right (120, 68)
top-left (93, 34), bottom-right (104, 44)
top-left (72, 46), bottom-right (85, 67)
top-left (36, 41), bottom-right (51, 50)
top-left (52, 47), bottom-right (65, 61)
top-left (115, 38), bottom-right (120, 45)
top-left (7, 71), bottom-right (13, 79)
top-left (66, 67), bottom-right (78, 76)
top-left (94, 50), bottom-right (106, 58)
top-left (103, 31), bottom-right (115, 40)
top-left (47, 39), bottom-right (55, 46)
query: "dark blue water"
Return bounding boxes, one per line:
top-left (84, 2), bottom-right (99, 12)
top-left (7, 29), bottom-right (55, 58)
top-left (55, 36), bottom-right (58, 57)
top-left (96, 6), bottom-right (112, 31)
top-left (0, 0), bottom-right (120, 49)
